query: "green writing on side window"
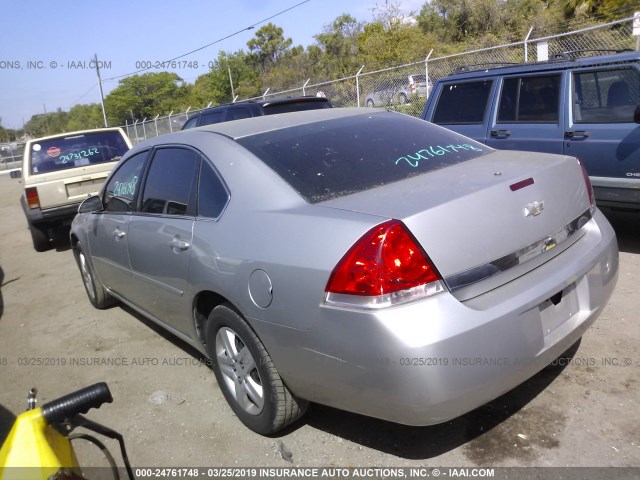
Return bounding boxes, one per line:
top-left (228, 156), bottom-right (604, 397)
top-left (395, 144), bottom-right (483, 168)
top-left (113, 176), bottom-right (138, 197)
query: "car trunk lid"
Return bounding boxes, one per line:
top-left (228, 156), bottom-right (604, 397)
top-left (321, 149), bottom-right (593, 300)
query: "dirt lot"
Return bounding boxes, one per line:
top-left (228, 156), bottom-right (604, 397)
top-left (0, 172), bottom-right (639, 470)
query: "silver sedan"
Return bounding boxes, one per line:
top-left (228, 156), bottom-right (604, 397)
top-left (70, 108), bottom-right (618, 435)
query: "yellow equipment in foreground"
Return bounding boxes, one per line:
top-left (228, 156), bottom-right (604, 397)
top-left (0, 383), bottom-right (133, 480)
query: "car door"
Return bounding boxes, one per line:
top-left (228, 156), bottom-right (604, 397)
top-left (88, 150), bottom-right (148, 295)
top-left (485, 73), bottom-right (565, 154)
top-left (564, 66), bottom-right (640, 206)
top-left (125, 146), bottom-right (200, 333)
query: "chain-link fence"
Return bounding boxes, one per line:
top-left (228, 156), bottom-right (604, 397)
top-left (112, 15), bottom-right (638, 143)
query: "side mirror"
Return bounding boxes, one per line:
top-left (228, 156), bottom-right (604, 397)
top-left (634, 105), bottom-right (640, 124)
top-left (9, 170), bottom-right (21, 179)
top-left (78, 195), bottom-right (104, 214)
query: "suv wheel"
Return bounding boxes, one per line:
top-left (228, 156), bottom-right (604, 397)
top-left (399, 93), bottom-right (408, 104)
top-left (29, 224), bottom-right (51, 252)
top-left (205, 304), bottom-right (308, 435)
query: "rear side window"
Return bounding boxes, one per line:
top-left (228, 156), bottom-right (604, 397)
top-left (200, 111), bottom-right (225, 126)
top-left (497, 74), bottom-right (560, 123)
top-left (141, 148), bottom-right (199, 216)
top-left (432, 80), bottom-right (493, 124)
top-left (573, 68), bottom-right (640, 123)
top-left (198, 162), bottom-right (229, 219)
top-left (237, 112), bottom-right (490, 204)
top-left (227, 108), bottom-right (253, 121)
top-left (182, 117), bottom-right (199, 130)
top-left (29, 130), bottom-right (129, 175)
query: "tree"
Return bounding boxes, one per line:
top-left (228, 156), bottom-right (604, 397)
top-left (359, 2), bottom-right (432, 68)
top-left (66, 104), bottom-right (104, 131)
top-left (247, 23), bottom-right (293, 74)
top-left (24, 109), bottom-right (68, 137)
top-left (314, 14), bottom-right (364, 77)
top-left (189, 50), bottom-right (262, 107)
top-left (105, 72), bottom-right (189, 125)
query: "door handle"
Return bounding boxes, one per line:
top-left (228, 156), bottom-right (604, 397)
top-left (113, 229), bottom-right (126, 239)
top-left (169, 238), bottom-right (190, 251)
top-left (490, 130), bottom-right (511, 138)
top-left (565, 130), bottom-right (590, 138)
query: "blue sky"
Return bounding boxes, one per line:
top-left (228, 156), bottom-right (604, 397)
top-left (0, 0), bottom-right (424, 129)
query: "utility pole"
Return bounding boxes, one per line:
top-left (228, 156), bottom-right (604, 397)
top-left (228, 66), bottom-right (235, 102)
top-left (95, 54), bottom-right (108, 127)
top-left (43, 104), bottom-right (50, 135)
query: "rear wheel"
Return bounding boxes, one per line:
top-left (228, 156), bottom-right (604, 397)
top-left (399, 93), bottom-right (408, 104)
top-left (29, 224), bottom-right (51, 252)
top-left (366, 99), bottom-right (375, 107)
top-left (205, 304), bottom-right (307, 435)
top-left (74, 243), bottom-right (116, 309)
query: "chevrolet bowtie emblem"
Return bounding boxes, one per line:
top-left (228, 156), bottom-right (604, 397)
top-left (525, 201), bottom-right (544, 217)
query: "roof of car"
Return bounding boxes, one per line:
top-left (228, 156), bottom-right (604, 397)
top-left (442, 50), bottom-right (640, 81)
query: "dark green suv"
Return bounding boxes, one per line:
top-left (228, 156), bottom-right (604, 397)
top-left (182, 96), bottom-right (333, 130)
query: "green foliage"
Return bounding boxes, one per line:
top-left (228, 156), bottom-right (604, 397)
top-left (314, 14), bottom-right (364, 77)
top-left (104, 72), bottom-right (189, 125)
top-left (66, 104), bottom-right (105, 131)
top-left (247, 23), bottom-right (293, 74)
top-left (24, 109), bottom-right (68, 137)
top-left (189, 50), bottom-right (261, 106)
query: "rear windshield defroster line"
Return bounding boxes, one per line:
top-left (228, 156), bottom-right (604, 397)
top-left (236, 112), bottom-right (491, 203)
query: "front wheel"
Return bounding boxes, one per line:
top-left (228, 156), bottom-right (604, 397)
top-left (74, 243), bottom-right (116, 309)
top-left (366, 99), bottom-right (375, 107)
top-left (205, 304), bottom-right (307, 435)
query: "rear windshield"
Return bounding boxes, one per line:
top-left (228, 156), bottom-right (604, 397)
top-left (262, 99), bottom-right (333, 115)
top-left (29, 130), bottom-right (130, 175)
top-left (237, 112), bottom-right (490, 203)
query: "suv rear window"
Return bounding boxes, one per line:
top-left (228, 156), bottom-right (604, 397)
top-left (237, 112), bottom-right (489, 203)
top-left (261, 99), bottom-right (332, 115)
top-left (433, 80), bottom-right (493, 124)
top-left (30, 131), bottom-right (129, 175)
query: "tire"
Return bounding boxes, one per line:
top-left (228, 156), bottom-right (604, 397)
top-left (366, 99), bottom-right (375, 108)
top-left (30, 224), bottom-right (51, 252)
top-left (74, 243), bottom-right (116, 309)
top-left (205, 304), bottom-right (308, 435)
top-left (399, 93), bottom-right (408, 104)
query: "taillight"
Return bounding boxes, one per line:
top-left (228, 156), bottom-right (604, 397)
top-left (577, 158), bottom-right (595, 208)
top-left (325, 220), bottom-right (444, 308)
top-left (25, 187), bottom-right (40, 209)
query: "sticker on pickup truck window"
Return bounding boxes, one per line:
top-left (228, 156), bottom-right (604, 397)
top-left (47, 146), bottom-right (60, 157)
top-left (395, 144), bottom-right (484, 168)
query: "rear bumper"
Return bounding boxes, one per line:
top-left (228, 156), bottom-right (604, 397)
top-left (255, 209), bottom-right (618, 425)
top-left (21, 195), bottom-right (79, 226)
